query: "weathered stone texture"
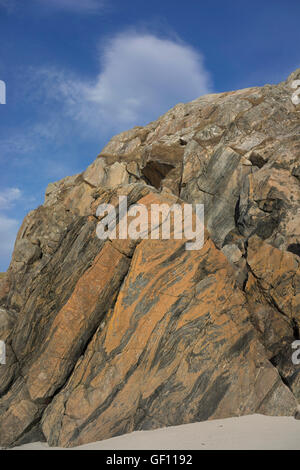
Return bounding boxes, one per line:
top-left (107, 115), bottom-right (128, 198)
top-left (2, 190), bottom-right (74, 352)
top-left (0, 70), bottom-right (300, 447)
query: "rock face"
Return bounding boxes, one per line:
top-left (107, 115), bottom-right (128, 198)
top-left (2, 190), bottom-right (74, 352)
top-left (0, 70), bottom-right (300, 447)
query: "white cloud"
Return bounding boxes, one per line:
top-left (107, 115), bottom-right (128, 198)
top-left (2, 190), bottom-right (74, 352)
top-left (38, 32), bottom-right (211, 135)
top-left (4, 32), bottom-right (211, 154)
top-left (34, 0), bottom-right (105, 13)
top-left (87, 33), bottom-right (211, 126)
top-left (0, 187), bottom-right (21, 210)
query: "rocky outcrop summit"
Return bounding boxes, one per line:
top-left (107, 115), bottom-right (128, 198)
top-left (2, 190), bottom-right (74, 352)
top-left (0, 70), bottom-right (300, 447)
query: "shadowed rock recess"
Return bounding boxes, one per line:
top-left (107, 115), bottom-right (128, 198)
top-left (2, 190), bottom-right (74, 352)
top-left (0, 70), bottom-right (300, 448)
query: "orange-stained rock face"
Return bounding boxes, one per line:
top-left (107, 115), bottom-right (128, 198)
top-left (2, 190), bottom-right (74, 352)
top-left (0, 70), bottom-right (300, 448)
top-left (26, 242), bottom-right (130, 402)
top-left (41, 232), bottom-right (295, 447)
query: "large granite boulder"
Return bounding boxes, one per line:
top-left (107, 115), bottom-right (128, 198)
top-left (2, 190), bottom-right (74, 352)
top-left (0, 70), bottom-right (299, 447)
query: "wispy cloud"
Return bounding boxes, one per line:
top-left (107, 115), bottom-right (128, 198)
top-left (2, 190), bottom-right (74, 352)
top-left (27, 32), bottom-right (211, 135)
top-left (0, 187), bottom-right (21, 210)
top-left (0, 0), bottom-right (105, 14)
top-left (2, 31), bottom-right (211, 157)
top-left (33, 0), bottom-right (105, 14)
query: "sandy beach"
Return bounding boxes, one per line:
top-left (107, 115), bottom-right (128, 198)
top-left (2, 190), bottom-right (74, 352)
top-left (8, 414), bottom-right (300, 450)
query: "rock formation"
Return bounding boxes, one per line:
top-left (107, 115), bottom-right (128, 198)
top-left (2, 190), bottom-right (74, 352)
top-left (0, 69), bottom-right (299, 447)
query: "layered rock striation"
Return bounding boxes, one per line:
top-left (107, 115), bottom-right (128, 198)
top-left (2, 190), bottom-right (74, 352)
top-left (0, 70), bottom-right (300, 447)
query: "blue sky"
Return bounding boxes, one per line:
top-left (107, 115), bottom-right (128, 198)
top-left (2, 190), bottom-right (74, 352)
top-left (0, 0), bottom-right (299, 271)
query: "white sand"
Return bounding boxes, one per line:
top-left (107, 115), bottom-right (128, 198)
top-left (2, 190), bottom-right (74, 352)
top-left (9, 414), bottom-right (300, 450)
